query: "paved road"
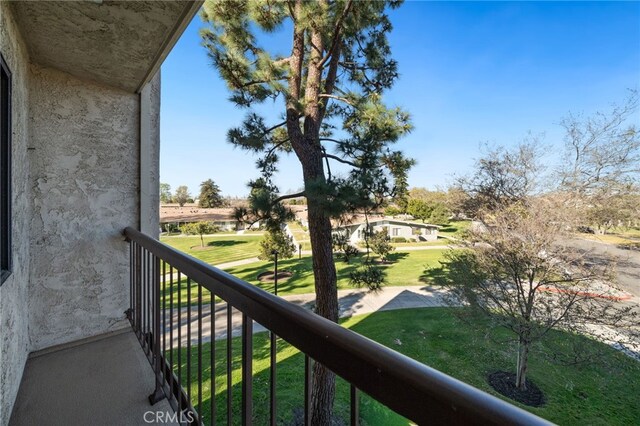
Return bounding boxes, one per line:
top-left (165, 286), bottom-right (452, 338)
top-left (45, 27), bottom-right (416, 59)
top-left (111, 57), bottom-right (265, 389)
top-left (564, 238), bottom-right (640, 299)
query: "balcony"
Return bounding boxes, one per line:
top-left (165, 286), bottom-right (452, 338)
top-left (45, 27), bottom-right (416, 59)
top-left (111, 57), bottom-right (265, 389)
top-left (11, 228), bottom-right (548, 425)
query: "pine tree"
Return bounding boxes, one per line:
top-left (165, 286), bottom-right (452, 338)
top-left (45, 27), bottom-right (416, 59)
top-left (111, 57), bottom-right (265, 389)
top-left (198, 179), bottom-right (225, 208)
top-left (201, 1), bottom-right (413, 421)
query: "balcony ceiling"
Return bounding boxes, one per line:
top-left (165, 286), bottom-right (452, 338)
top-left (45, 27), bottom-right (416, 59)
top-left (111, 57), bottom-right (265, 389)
top-left (10, 0), bottom-right (202, 93)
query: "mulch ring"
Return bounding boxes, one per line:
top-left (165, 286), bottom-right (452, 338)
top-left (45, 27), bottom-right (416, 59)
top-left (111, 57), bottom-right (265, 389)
top-left (257, 270), bottom-right (293, 283)
top-left (487, 371), bottom-right (546, 407)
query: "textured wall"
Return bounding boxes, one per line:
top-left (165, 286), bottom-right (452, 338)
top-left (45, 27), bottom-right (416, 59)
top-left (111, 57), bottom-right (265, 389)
top-left (0, 3), bottom-right (31, 425)
top-left (140, 71), bottom-right (160, 238)
top-left (27, 65), bottom-right (140, 351)
top-left (10, 1), bottom-right (192, 92)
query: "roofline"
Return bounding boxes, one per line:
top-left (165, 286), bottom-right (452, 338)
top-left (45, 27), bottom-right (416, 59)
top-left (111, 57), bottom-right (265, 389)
top-left (135, 0), bottom-right (203, 93)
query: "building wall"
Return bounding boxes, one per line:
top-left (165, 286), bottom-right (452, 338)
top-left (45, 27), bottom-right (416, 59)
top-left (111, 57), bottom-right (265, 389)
top-left (140, 71), bottom-right (160, 238)
top-left (27, 65), bottom-right (143, 351)
top-left (0, 4), bottom-right (31, 424)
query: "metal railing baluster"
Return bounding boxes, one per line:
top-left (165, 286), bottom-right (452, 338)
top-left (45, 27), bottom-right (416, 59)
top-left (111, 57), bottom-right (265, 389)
top-left (241, 314), bottom-right (253, 426)
top-left (226, 304), bottom-right (232, 426)
top-left (350, 385), bottom-right (359, 426)
top-left (304, 356), bottom-right (311, 426)
top-left (123, 227), bottom-right (549, 426)
top-left (198, 285), bottom-right (203, 420)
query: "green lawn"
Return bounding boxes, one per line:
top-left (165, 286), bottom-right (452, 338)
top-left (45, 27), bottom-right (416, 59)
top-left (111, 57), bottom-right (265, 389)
top-left (160, 234), bottom-right (262, 265)
top-left (438, 219), bottom-right (472, 238)
top-left (223, 249), bottom-right (449, 295)
top-left (286, 221), bottom-right (311, 251)
top-left (161, 249), bottom-right (449, 308)
top-left (391, 238), bottom-right (451, 247)
top-left (173, 308), bottom-right (640, 425)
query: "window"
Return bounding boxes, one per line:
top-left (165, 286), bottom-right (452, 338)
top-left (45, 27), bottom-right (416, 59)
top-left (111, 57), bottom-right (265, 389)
top-left (392, 228), bottom-right (399, 236)
top-left (0, 53), bottom-right (12, 285)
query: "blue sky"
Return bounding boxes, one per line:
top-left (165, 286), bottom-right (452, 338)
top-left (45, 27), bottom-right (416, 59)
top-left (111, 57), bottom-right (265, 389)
top-left (160, 1), bottom-right (640, 197)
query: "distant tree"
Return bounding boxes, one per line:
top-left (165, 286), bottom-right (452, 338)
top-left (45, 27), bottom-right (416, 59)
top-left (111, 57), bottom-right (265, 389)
top-left (428, 203), bottom-right (450, 225)
top-left (160, 183), bottom-right (172, 204)
top-left (199, 179), bottom-right (225, 208)
top-left (435, 201), bottom-right (635, 392)
top-left (445, 186), bottom-right (470, 219)
top-left (456, 140), bottom-right (545, 219)
top-left (557, 90), bottom-right (639, 200)
top-left (258, 229), bottom-right (295, 261)
top-left (174, 185), bottom-right (191, 207)
top-left (369, 228), bottom-right (394, 262)
top-left (556, 91), bottom-right (640, 231)
top-left (384, 205), bottom-right (403, 217)
top-left (181, 221), bottom-right (220, 247)
top-left (201, 1), bottom-right (413, 420)
top-left (407, 199), bottom-right (430, 222)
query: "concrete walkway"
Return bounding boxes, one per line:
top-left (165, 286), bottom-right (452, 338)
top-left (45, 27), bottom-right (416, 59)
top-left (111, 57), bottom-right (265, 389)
top-left (163, 285), bottom-right (449, 347)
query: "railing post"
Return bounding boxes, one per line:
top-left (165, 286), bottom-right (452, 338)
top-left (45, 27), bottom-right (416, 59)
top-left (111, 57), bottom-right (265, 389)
top-left (149, 254), bottom-right (165, 405)
top-left (135, 243), bottom-right (142, 335)
top-left (242, 313), bottom-right (253, 426)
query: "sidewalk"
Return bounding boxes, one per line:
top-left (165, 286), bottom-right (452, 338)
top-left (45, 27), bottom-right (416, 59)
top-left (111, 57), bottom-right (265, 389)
top-left (163, 285), bottom-right (449, 347)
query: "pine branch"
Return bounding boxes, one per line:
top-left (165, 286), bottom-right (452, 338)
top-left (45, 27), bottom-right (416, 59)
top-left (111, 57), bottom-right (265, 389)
top-left (322, 153), bottom-right (357, 167)
top-left (319, 0), bottom-right (353, 68)
top-left (319, 94), bottom-right (354, 106)
top-left (265, 138), bottom-right (291, 159)
top-left (273, 191), bottom-right (306, 204)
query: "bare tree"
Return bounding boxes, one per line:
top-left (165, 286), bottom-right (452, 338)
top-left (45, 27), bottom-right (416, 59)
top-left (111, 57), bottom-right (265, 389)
top-left (436, 200), bottom-right (637, 391)
top-left (455, 138), bottom-right (546, 220)
top-left (557, 89), bottom-right (640, 199)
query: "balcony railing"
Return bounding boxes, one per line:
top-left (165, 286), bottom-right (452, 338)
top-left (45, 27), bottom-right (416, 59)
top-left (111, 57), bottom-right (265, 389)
top-left (123, 227), bottom-right (549, 425)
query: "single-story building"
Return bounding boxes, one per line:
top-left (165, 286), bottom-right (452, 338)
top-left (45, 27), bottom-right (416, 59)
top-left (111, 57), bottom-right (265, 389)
top-left (159, 205), bottom-right (260, 232)
top-left (334, 219), bottom-right (440, 244)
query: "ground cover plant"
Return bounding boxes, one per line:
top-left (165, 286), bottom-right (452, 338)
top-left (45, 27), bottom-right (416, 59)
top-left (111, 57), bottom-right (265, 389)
top-left (173, 308), bottom-right (640, 425)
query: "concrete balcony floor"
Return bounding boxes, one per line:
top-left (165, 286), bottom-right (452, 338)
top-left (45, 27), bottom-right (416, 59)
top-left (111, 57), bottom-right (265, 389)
top-left (10, 329), bottom-right (176, 426)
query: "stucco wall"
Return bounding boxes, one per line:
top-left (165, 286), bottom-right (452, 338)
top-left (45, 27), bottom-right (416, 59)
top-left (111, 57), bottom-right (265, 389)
top-left (140, 71), bottom-right (160, 238)
top-left (0, 3), bottom-right (31, 424)
top-left (27, 65), bottom-right (141, 351)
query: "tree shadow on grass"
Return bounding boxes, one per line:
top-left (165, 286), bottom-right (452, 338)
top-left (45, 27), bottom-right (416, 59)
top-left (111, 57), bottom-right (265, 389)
top-left (419, 264), bottom-right (449, 284)
top-left (207, 240), bottom-right (248, 247)
top-left (383, 252), bottom-right (409, 264)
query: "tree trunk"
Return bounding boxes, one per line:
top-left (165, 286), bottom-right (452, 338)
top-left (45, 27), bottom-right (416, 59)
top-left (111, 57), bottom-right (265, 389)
top-left (516, 337), bottom-right (530, 390)
top-left (304, 161), bottom-right (339, 425)
top-left (200, 234), bottom-right (204, 247)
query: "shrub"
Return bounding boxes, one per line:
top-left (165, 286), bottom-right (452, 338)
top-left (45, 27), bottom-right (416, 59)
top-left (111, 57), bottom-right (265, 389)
top-left (259, 229), bottom-right (295, 260)
top-left (370, 228), bottom-right (395, 261)
top-left (391, 237), bottom-right (406, 243)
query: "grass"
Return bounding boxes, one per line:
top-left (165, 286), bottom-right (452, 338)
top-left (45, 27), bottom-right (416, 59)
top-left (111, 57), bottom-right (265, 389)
top-left (173, 307), bottom-right (640, 425)
top-left (223, 249), bottom-right (449, 295)
top-left (160, 234), bottom-right (263, 265)
top-left (286, 221), bottom-right (312, 251)
top-left (390, 238), bottom-right (451, 247)
top-left (161, 249), bottom-right (449, 308)
top-left (438, 219), bottom-right (472, 238)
